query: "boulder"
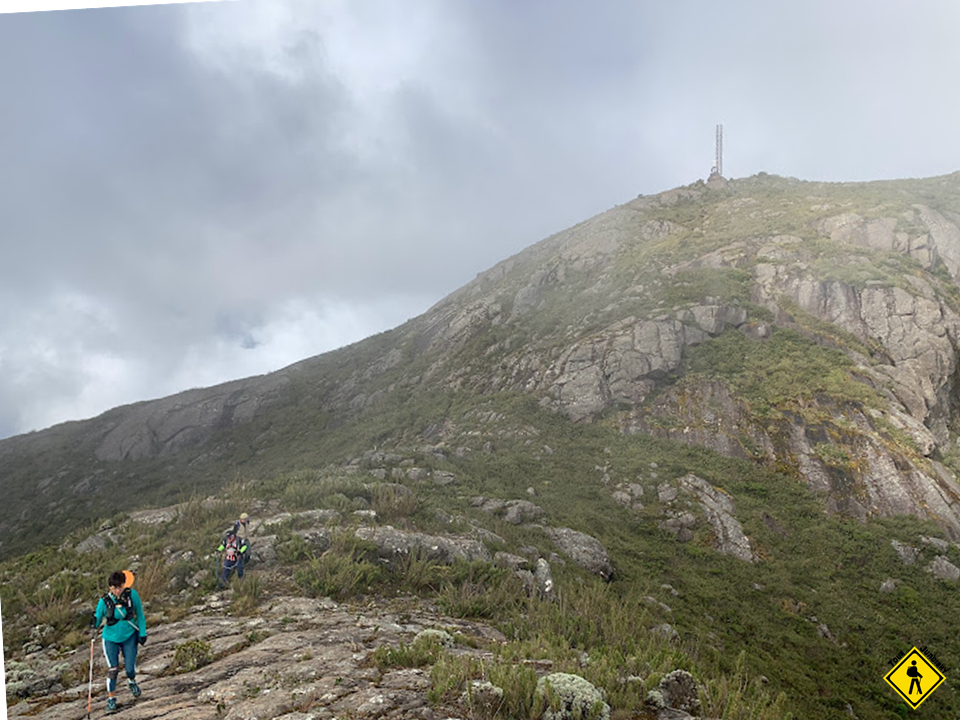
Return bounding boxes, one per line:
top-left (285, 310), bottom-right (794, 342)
top-left (355, 526), bottom-right (491, 564)
top-left (432, 471), bottom-right (457, 486)
top-left (503, 500), bottom-right (544, 525)
top-left (494, 551), bottom-right (529, 571)
top-left (919, 535), bottom-right (951, 552)
top-left (927, 555), bottom-right (960, 582)
top-left (891, 539), bottom-right (919, 565)
top-left (534, 558), bottom-right (555, 598)
top-left (74, 533), bottom-right (108, 555)
top-left (641, 596), bottom-right (672, 614)
top-left (292, 527), bottom-right (332, 553)
top-left (650, 624), bottom-right (680, 643)
top-left (659, 512), bottom-right (697, 543)
top-left (545, 527), bottom-right (613, 580)
top-left (128, 506), bottom-right (179, 525)
top-left (245, 535), bottom-right (278, 567)
top-left (474, 497), bottom-right (544, 524)
top-left (658, 484), bottom-right (679, 504)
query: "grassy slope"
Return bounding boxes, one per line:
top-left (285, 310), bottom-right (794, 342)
top-left (5, 392), bottom-right (960, 719)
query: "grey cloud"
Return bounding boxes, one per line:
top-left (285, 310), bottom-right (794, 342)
top-left (2, 0), bottom-right (960, 438)
top-left (1, 6), bottom-right (351, 298)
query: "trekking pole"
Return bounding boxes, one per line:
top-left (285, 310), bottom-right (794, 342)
top-left (86, 623), bottom-right (97, 719)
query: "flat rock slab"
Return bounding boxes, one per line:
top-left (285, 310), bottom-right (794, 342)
top-left (7, 594), bottom-right (500, 720)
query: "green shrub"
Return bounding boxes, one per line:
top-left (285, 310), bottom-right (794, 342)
top-left (292, 533), bottom-right (382, 600)
top-left (813, 443), bottom-right (850, 468)
top-left (172, 639), bottom-right (213, 672)
top-left (488, 662), bottom-right (543, 719)
top-left (428, 653), bottom-right (483, 704)
top-left (281, 478), bottom-right (330, 509)
top-left (684, 326), bottom-right (882, 418)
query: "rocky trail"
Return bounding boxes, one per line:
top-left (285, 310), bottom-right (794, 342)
top-left (9, 581), bottom-right (506, 720)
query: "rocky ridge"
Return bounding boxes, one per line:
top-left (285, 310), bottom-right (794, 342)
top-left (5, 172), bottom-right (960, 554)
top-left (394, 177), bottom-right (960, 539)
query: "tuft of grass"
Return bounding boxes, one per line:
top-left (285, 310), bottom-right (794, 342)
top-left (230, 573), bottom-right (264, 616)
top-left (133, 557), bottom-right (170, 602)
top-left (436, 563), bottom-right (524, 620)
top-left (292, 533), bottom-right (383, 600)
top-left (428, 654), bottom-right (545, 720)
top-left (371, 483), bottom-right (419, 521)
top-left (371, 633), bottom-right (447, 670)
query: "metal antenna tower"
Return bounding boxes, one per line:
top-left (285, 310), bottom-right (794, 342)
top-left (715, 124), bottom-right (723, 177)
top-left (708, 124), bottom-right (724, 182)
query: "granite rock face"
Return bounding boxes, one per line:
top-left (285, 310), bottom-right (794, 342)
top-left (678, 474), bottom-right (756, 562)
top-left (94, 374), bottom-right (293, 462)
top-left (541, 308), bottom-right (747, 422)
top-left (8, 174), bottom-right (960, 549)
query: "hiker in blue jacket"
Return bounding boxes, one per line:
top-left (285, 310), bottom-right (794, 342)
top-left (93, 571), bottom-right (147, 713)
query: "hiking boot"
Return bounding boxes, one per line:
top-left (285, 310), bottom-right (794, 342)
top-left (106, 696), bottom-right (118, 713)
top-left (128, 679), bottom-right (141, 698)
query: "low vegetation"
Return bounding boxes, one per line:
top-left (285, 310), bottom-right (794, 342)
top-left (5, 395), bottom-right (960, 718)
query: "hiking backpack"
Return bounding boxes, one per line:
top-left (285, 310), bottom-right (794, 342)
top-left (102, 588), bottom-right (136, 627)
top-left (223, 532), bottom-right (241, 562)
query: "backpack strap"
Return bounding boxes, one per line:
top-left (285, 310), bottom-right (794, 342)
top-left (120, 589), bottom-right (137, 627)
top-left (224, 533), bottom-right (239, 560)
top-left (103, 590), bottom-right (136, 627)
top-left (102, 593), bottom-right (119, 626)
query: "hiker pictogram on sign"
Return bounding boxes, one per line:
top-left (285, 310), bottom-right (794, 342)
top-left (884, 647), bottom-right (946, 709)
top-left (907, 661), bottom-right (922, 695)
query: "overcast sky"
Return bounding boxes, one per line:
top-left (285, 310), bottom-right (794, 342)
top-left (1, 0), bottom-right (960, 440)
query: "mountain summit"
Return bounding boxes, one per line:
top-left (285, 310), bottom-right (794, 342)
top-left (5, 172), bottom-right (960, 550)
top-left (9, 172), bottom-right (960, 720)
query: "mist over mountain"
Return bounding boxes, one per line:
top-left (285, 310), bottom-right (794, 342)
top-left (5, 171), bottom-right (960, 552)
top-left (9, 171), bottom-right (960, 719)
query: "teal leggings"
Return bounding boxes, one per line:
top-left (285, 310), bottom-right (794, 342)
top-left (102, 633), bottom-right (138, 692)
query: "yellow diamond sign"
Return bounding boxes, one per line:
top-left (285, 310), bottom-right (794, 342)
top-left (885, 647), bottom-right (945, 709)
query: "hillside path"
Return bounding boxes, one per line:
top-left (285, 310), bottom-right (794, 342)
top-left (9, 590), bottom-right (503, 720)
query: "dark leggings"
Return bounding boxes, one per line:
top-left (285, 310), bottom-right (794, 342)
top-left (102, 632), bottom-right (138, 693)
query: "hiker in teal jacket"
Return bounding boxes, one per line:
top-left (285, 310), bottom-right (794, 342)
top-left (93, 571), bottom-right (147, 713)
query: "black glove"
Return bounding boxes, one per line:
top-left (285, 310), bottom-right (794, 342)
top-left (139, 635), bottom-right (147, 646)
top-left (89, 612), bottom-right (98, 629)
